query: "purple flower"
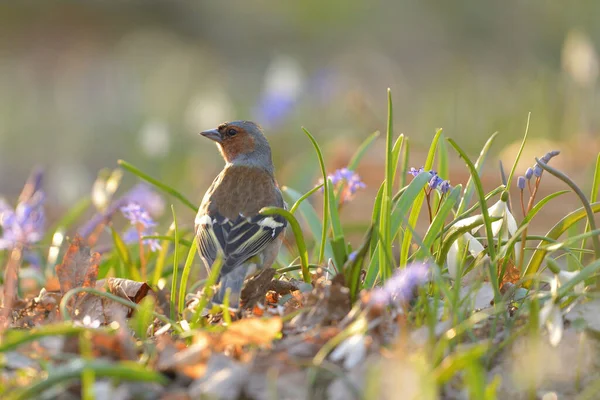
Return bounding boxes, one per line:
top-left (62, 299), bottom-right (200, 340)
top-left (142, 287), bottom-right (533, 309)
top-left (408, 167), bottom-right (425, 177)
top-left (122, 227), bottom-right (161, 252)
top-left (439, 180), bottom-right (452, 194)
top-left (370, 262), bottom-right (430, 307)
top-left (121, 203), bottom-right (157, 229)
top-left (319, 167), bottom-right (366, 203)
top-left (517, 176), bottom-right (526, 190)
top-left (429, 175), bottom-right (443, 190)
top-left (533, 165), bottom-right (543, 177)
top-left (78, 183), bottom-right (165, 239)
top-left (120, 202), bottom-right (161, 252)
top-left (525, 168), bottom-right (534, 180)
top-left (541, 150), bottom-right (560, 164)
top-left (348, 251), bottom-right (358, 262)
top-left (409, 167), bottom-right (452, 194)
top-left (0, 191), bottom-right (45, 250)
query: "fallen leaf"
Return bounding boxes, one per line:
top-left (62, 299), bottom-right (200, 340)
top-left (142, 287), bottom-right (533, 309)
top-left (499, 258), bottom-right (520, 291)
top-left (219, 317), bottom-right (282, 348)
top-left (101, 277), bottom-right (153, 304)
top-left (55, 235), bottom-right (99, 295)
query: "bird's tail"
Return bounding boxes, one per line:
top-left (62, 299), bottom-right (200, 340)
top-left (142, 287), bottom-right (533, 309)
top-left (212, 264), bottom-right (249, 308)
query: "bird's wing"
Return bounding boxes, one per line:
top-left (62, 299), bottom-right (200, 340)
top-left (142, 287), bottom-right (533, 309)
top-left (195, 212), bottom-right (286, 276)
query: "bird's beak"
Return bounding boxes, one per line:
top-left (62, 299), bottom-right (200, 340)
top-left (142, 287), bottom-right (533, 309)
top-left (200, 128), bottom-right (222, 143)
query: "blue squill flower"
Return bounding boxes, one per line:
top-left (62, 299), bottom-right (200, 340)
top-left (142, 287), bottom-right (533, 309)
top-left (78, 183), bottom-right (164, 239)
top-left (370, 262), bottom-right (430, 307)
top-left (120, 202), bottom-right (161, 252)
top-left (0, 175), bottom-right (45, 250)
top-left (408, 167), bottom-right (452, 194)
top-left (517, 176), bottom-right (526, 190)
top-left (319, 167), bottom-right (366, 203)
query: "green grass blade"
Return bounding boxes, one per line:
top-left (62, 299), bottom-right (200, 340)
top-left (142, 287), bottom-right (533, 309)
top-left (505, 113), bottom-right (531, 193)
top-left (151, 225), bottom-right (175, 286)
top-left (414, 185), bottom-right (462, 260)
top-left (302, 128), bottom-right (329, 264)
top-left (170, 205), bottom-right (179, 320)
top-left (390, 172), bottom-right (432, 240)
top-left (447, 138), bottom-right (501, 302)
top-left (379, 89), bottom-right (395, 281)
top-left (438, 133), bottom-right (449, 182)
top-left (400, 129), bottom-right (443, 267)
top-left (142, 235), bottom-right (192, 247)
top-left (343, 227), bottom-right (373, 303)
top-left (178, 236), bottom-right (198, 315)
top-left (13, 359), bottom-right (167, 400)
top-left (327, 179), bottom-right (347, 269)
top-left (523, 202), bottom-right (600, 281)
top-left (364, 183), bottom-right (385, 286)
top-left (289, 184), bottom-right (323, 215)
top-left (191, 253), bottom-right (223, 327)
top-left (282, 187), bottom-right (333, 261)
top-left (347, 131), bottom-right (380, 171)
top-left (110, 227), bottom-right (139, 281)
top-left (520, 190), bottom-right (569, 226)
top-left (261, 207), bottom-right (311, 283)
top-left (537, 157), bottom-right (600, 259)
top-left (456, 132), bottom-right (499, 214)
top-left (118, 160), bottom-right (197, 212)
top-left (580, 153), bottom-right (600, 262)
top-left (391, 134), bottom-right (405, 190)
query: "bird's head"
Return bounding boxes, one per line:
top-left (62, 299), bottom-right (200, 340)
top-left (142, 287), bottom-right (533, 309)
top-left (200, 120), bottom-right (273, 172)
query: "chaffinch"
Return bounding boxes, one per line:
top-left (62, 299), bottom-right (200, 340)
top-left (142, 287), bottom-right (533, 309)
top-left (195, 120), bottom-right (286, 308)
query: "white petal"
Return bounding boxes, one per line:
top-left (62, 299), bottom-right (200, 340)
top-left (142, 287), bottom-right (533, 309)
top-left (330, 334), bottom-right (366, 370)
top-left (539, 300), bottom-right (564, 347)
top-left (487, 200), bottom-right (505, 218)
top-left (447, 239), bottom-right (460, 280)
top-left (505, 208), bottom-right (518, 235)
top-left (558, 270), bottom-right (585, 294)
top-left (547, 305), bottom-right (564, 347)
top-left (464, 232), bottom-right (485, 258)
top-left (488, 200), bottom-right (506, 237)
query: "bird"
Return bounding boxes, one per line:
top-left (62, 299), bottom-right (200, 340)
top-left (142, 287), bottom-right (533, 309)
top-left (195, 120), bottom-right (287, 308)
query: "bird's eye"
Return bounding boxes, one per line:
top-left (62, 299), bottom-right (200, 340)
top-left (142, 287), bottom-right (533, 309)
top-left (227, 128), bottom-right (237, 137)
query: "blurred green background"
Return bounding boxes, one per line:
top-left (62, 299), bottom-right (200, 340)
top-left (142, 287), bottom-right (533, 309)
top-left (1, 1), bottom-right (599, 230)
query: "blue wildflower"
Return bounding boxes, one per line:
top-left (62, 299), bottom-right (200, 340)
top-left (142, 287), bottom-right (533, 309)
top-left (541, 150), bottom-right (560, 164)
top-left (78, 183), bottom-right (165, 239)
top-left (517, 176), bottom-right (526, 190)
top-left (0, 191), bottom-right (45, 250)
top-left (370, 262), bottom-right (430, 307)
top-left (120, 202), bottom-right (161, 252)
top-left (408, 167), bottom-right (424, 177)
top-left (439, 180), bottom-right (452, 194)
top-left (122, 227), bottom-right (161, 252)
top-left (409, 167), bottom-right (452, 194)
top-left (525, 168), bottom-right (534, 180)
top-left (533, 165), bottom-right (543, 177)
top-left (348, 251), bottom-right (358, 262)
top-left (319, 167), bottom-right (366, 203)
top-left (121, 203), bottom-right (157, 229)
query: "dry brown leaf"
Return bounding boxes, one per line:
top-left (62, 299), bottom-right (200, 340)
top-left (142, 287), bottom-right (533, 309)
top-left (100, 277), bottom-right (153, 304)
top-left (55, 235), bottom-right (99, 295)
top-left (499, 258), bottom-right (520, 291)
top-left (219, 317), bottom-right (282, 348)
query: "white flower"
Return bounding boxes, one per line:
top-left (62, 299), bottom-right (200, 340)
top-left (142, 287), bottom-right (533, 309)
top-left (556, 270), bottom-right (585, 294)
top-left (447, 232), bottom-right (487, 280)
top-left (329, 334), bottom-right (366, 370)
top-left (452, 200), bottom-right (521, 265)
top-left (539, 299), bottom-right (563, 347)
top-left (539, 276), bottom-right (564, 347)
